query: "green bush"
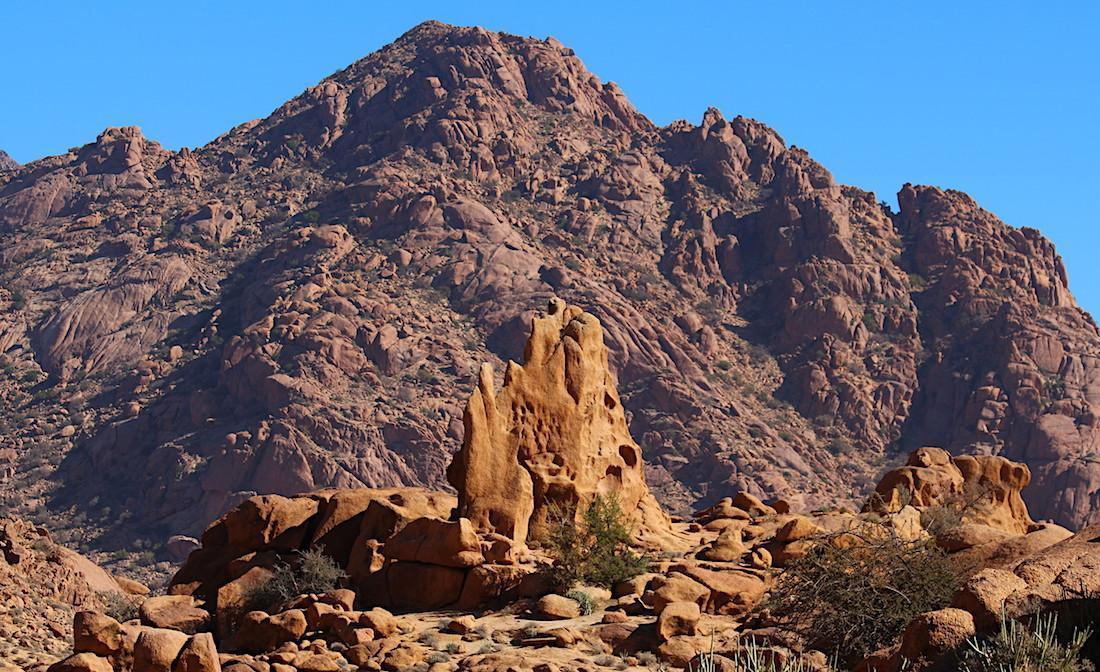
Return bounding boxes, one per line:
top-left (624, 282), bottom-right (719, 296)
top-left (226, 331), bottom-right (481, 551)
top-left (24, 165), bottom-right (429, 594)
top-left (566, 589), bottom-right (596, 616)
top-left (764, 528), bottom-right (958, 663)
top-left (541, 494), bottom-right (649, 591)
top-left (962, 612), bottom-right (1093, 672)
top-left (9, 289), bottom-right (26, 311)
top-left (248, 548), bottom-right (346, 612)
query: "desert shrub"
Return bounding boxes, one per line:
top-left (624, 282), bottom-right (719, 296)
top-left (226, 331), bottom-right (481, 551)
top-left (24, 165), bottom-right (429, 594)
top-left (592, 654), bottom-right (627, 670)
top-left (99, 591), bottom-right (139, 623)
top-left (541, 494), bottom-right (649, 591)
top-left (726, 637), bottom-right (833, 671)
top-left (419, 631), bottom-right (440, 648)
top-left (962, 612), bottom-right (1093, 672)
top-left (248, 548), bottom-right (346, 612)
top-left (566, 589), bottom-right (596, 616)
top-left (635, 651), bottom-right (658, 666)
top-left (765, 528), bottom-right (958, 663)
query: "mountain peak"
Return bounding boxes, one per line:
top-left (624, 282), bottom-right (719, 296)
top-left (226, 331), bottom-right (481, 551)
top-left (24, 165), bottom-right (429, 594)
top-left (233, 21), bottom-right (651, 169)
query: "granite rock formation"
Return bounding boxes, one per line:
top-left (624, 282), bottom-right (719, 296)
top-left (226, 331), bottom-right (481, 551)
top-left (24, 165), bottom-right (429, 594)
top-left (867, 446), bottom-right (1034, 534)
top-left (448, 298), bottom-right (678, 548)
top-left (0, 517), bottom-right (146, 671)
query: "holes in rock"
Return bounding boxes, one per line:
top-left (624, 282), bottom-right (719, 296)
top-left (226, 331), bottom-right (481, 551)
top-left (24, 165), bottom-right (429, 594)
top-left (618, 445), bottom-right (638, 467)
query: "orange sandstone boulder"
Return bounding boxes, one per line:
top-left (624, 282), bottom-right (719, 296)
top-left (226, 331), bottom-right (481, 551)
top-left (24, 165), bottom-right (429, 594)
top-left (173, 633), bottom-right (221, 672)
top-left (868, 447), bottom-right (1034, 533)
top-left (382, 517), bottom-right (484, 567)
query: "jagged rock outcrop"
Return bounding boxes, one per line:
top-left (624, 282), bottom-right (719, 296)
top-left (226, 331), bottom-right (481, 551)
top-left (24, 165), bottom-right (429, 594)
top-left (0, 21), bottom-right (1096, 575)
top-left (895, 184), bottom-right (1100, 529)
top-left (867, 447), bottom-right (1034, 534)
top-left (448, 298), bottom-right (680, 548)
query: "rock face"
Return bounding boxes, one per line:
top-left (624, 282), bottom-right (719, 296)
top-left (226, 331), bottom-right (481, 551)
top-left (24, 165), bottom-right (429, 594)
top-left (0, 20), bottom-right (1097, 570)
top-left (448, 298), bottom-right (676, 546)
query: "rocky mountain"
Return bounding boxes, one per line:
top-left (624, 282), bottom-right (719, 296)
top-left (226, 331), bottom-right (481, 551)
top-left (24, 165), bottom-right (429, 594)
top-left (0, 151), bottom-right (18, 172)
top-left (0, 21), bottom-right (1096, 570)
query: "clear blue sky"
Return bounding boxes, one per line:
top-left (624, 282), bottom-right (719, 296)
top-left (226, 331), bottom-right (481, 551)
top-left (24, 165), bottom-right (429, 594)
top-left (3, 2), bottom-right (1097, 317)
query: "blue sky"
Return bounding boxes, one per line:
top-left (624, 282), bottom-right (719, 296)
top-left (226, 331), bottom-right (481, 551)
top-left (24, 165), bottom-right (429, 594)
top-left (3, 2), bottom-right (1097, 317)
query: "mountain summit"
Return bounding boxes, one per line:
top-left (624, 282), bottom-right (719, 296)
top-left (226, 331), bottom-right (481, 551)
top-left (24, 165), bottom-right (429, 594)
top-left (0, 23), bottom-right (1096, 565)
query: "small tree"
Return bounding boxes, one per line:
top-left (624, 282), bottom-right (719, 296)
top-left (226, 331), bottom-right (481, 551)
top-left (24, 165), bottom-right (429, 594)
top-left (541, 494), bottom-right (648, 591)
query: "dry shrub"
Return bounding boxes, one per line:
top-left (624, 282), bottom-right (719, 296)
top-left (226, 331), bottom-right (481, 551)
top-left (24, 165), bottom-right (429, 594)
top-left (765, 527), bottom-right (958, 663)
top-left (247, 547), bottom-right (346, 612)
top-left (99, 591), bottom-right (139, 622)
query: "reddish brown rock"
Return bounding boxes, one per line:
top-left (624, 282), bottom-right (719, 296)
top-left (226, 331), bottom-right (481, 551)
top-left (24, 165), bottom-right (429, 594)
top-left (73, 611), bottom-right (125, 656)
top-left (536, 594), bottom-right (581, 620)
top-left (358, 608), bottom-right (397, 638)
top-left (132, 627), bottom-right (189, 672)
top-left (47, 653), bottom-right (114, 672)
top-left (139, 595), bottom-right (211, 634)
top-left (646, 572), bottom-right (710, 614)
top-left (379, 561), bottom-right (467, 611)
top-left (656, 601), bottom-right (700, 640)
top-left (232, 610), bottom-right (307, 653)
top-left (895, 608), bottom-right (976, 670)
top-left (173, 633), bottom-right (221, 672)
top-left (382, 516), bottom-right (484, 567)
